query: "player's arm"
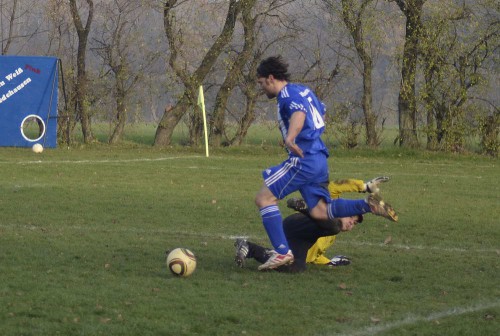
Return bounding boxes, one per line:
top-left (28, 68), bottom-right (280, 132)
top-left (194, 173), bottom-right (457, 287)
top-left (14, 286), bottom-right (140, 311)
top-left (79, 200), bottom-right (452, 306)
top-left (284, 111), bottom-right (305, 158)
top-left (328, 179), bottom-right (365, 198)
top-left (328, 176), bottom-right (390, 198)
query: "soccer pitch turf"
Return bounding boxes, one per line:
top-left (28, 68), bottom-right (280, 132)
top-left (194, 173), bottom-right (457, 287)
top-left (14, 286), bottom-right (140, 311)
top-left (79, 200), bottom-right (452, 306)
top-left (0, 146), bottom-right (498, 335)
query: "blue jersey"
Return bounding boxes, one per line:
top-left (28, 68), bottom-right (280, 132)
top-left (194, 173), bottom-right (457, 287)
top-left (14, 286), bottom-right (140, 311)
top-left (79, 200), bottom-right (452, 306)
top-left (277, 83), bottom-right (328, 157)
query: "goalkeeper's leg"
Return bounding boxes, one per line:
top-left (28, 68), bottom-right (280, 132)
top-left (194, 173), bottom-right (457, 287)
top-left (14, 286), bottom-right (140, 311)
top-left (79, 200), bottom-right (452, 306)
top-left (306, 236), bottom-right (336, 264)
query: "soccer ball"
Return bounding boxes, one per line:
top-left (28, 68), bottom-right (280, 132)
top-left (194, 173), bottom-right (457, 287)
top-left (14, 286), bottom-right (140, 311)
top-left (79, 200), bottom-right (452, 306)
top-left (166, 248), bottom-right (196, 277)
top-left (32, 143), bottom-right (43, 153)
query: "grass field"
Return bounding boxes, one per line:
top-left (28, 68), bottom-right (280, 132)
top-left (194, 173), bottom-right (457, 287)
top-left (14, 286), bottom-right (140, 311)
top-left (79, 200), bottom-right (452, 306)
top-left (0, 140), bottom-right (498, 335)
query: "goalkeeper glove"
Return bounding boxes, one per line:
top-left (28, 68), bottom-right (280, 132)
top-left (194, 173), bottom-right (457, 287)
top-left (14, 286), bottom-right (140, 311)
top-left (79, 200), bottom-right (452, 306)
top-left (327, 255), bottom-right (351, 267)
top-left (364, 176), bottom-right (390, 193)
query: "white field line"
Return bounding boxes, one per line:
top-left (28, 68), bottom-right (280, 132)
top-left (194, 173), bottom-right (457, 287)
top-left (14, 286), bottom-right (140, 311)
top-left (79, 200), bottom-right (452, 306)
top-left (343, 240), bottom-right (499, 254)
top-left (1, 224), bottom-right (498, 254)
top-left (2, 155), bottom-right (205, 165)
top-left (336, 160), bottom-right (496, 169)
top-left (0, 155), bottom-right (494, 168)
top-left (0, 156), bottom-right (490, 180)
top-left (334, 300), bottom-right (500, 336)
top-left (335, 171), bottom-right (485, 179)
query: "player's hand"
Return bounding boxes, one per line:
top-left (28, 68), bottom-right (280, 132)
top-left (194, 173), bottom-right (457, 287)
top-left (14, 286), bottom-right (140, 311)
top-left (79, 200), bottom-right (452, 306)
top-left (364, 176), bottom-right (389, 193)
top-left (285, 140), bottom-right (304, 158)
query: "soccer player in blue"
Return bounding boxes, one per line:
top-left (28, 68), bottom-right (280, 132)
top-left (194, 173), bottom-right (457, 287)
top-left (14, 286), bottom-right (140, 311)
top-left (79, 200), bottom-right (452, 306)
top-left (255, 56), bottom-right (397, 271)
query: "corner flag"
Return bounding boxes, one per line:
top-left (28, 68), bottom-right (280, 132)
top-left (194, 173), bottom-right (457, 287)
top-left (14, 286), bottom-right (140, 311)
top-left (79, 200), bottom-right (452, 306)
top-left (198, 85), bottom-right (209, 157)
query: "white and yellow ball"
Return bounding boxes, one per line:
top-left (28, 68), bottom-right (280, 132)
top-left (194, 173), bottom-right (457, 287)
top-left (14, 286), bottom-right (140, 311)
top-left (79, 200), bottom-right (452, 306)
top-left (166, 248), bottom-right (196, 277)
top-left (32, 143), bottom-right (44, 153)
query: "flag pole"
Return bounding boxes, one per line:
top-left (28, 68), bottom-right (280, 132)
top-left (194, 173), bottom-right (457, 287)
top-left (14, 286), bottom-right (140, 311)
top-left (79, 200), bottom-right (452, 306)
top-left (198, 85), bottom-right (209, 157)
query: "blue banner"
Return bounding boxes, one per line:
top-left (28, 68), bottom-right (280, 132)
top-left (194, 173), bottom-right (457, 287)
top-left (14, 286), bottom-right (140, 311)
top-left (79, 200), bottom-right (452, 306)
top-left (0, 55), bottom-right (58, 148)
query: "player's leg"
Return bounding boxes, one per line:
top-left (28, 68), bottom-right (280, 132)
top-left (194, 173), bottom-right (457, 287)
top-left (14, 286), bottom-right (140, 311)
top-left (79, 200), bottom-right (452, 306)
top-left (234, 238), bottom-right (273, 267)
top-left (294, 191), bottom-right (343, 266)
top-left (308, 196), bottom-right (398, 222)
top-left (257, 154), bottom-right (331, 270)
top-left (255, 184), bottom-right (294, 270)
top-left (304, 177), bottom-right (392, 266)
top-left (287, 178), bottom-right (364, 212)
top-left (255, 184), bottom-right (288, 254)
top-left (306, 236), bottom-right (336, 265)
top-left (308, 179), bottom-right (361, 265)
top-left (326, 176), bottom-right (397, 221)
top-left (288, 177), bottom-right (390, 211)
top-left (283, 213), bottom-right (326, 272)
top-left (256, 158), bottom-right (305, 270)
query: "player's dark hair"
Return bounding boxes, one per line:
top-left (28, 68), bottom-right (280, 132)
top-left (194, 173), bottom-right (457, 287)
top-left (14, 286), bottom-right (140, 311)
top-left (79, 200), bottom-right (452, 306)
top-left (256, 56), bottom-right (291, 81)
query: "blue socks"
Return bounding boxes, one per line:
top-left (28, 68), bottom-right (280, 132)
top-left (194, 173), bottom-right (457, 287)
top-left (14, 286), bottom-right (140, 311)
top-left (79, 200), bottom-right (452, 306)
top-left (260, 205), bottom-right (289, 254)
top-left (327, 198), bottom-right (371, 219)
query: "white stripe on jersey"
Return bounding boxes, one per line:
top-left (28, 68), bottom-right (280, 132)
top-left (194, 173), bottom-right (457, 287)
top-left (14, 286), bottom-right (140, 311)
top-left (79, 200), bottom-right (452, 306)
top-left (281, 86), bottom-right (289, 98)
top-left (290, 101), bottom-right (305, 111)
top-left (299, 88), bottom-right (310, 97)
top-left (327, 204), bottom-right (334, 219)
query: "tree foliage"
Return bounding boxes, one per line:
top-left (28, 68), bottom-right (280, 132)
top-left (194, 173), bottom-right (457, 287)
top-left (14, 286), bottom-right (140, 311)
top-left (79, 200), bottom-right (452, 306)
top-left (419, 0), bottom-right (499, 153)
top-left (0, 0), bottom-right (497, 154)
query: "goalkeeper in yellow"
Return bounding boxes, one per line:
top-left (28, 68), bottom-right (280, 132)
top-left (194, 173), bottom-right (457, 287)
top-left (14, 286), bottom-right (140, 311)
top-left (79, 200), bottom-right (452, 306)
top-left (287, 176), bottom-right (390, 267)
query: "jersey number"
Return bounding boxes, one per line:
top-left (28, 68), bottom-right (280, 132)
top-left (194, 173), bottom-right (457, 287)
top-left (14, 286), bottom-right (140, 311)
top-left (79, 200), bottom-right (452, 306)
top-left (308, 97), bottom-right (325, 129)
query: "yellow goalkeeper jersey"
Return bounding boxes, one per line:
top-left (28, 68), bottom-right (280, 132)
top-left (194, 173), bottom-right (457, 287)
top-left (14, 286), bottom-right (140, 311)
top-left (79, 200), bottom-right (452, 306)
top-left (306, 179), bottom-right (365, 264)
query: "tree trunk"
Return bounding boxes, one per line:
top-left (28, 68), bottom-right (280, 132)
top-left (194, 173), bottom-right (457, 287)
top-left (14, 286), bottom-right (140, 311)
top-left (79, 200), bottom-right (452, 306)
top-left (1, 0), bottom-right (18, 55)
top-left (362, 60), bottom-right (378, 147)
top-left (210, 0), bottom-right (257, 147)
top-left (109, 83), bottom-right (126, 144)
top-left (340, 0), bottom-right (379, 147)
top-left (229, 96), bottom-right (257, 146)
top-left (154, 0), bottom-right (243, 147)
top-left (154, 93), bottom-right (190, 146)
top-left (188, 106), bottom-right (204, 146)
top-left (69, 0), bottom-right (94, 143)
top-left (210, 86), bottom-right (231, 147)
top-left (395, 0), bottom-right (425, 148)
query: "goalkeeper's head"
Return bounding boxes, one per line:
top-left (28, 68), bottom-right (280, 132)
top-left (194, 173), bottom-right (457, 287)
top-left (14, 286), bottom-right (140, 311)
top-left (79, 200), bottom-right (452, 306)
top-left (340, 215), bottom-right (363, 232)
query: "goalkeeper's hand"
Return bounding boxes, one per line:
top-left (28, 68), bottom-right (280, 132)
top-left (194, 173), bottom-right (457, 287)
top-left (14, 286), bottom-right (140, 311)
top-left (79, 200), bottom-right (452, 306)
top-left (364, 176), bottom-right (390, 193)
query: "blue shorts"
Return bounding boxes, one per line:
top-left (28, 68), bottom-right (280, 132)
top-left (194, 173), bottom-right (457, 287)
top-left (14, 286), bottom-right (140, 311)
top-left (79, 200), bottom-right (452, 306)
top-left (262, 153), bottom-right (330, 209)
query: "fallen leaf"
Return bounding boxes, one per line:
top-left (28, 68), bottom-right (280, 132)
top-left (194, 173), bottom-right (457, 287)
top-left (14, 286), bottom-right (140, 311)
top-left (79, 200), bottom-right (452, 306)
top-left (484, 314), bottom-right (495, 320)
top-left (338, 283), bottom-right (347, 290)
top-left (384, 236), bottom-right (392, 245)
top-left (335, 316), bottom-right (351, 323)
top-left (370, 316), bottom-right (381, 323)
top-left (100, 317), bottom-right (111, 324)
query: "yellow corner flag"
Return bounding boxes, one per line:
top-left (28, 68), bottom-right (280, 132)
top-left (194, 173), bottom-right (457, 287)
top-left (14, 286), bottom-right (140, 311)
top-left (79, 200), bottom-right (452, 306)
top-left (198, 85), bottom-right (209, 157)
